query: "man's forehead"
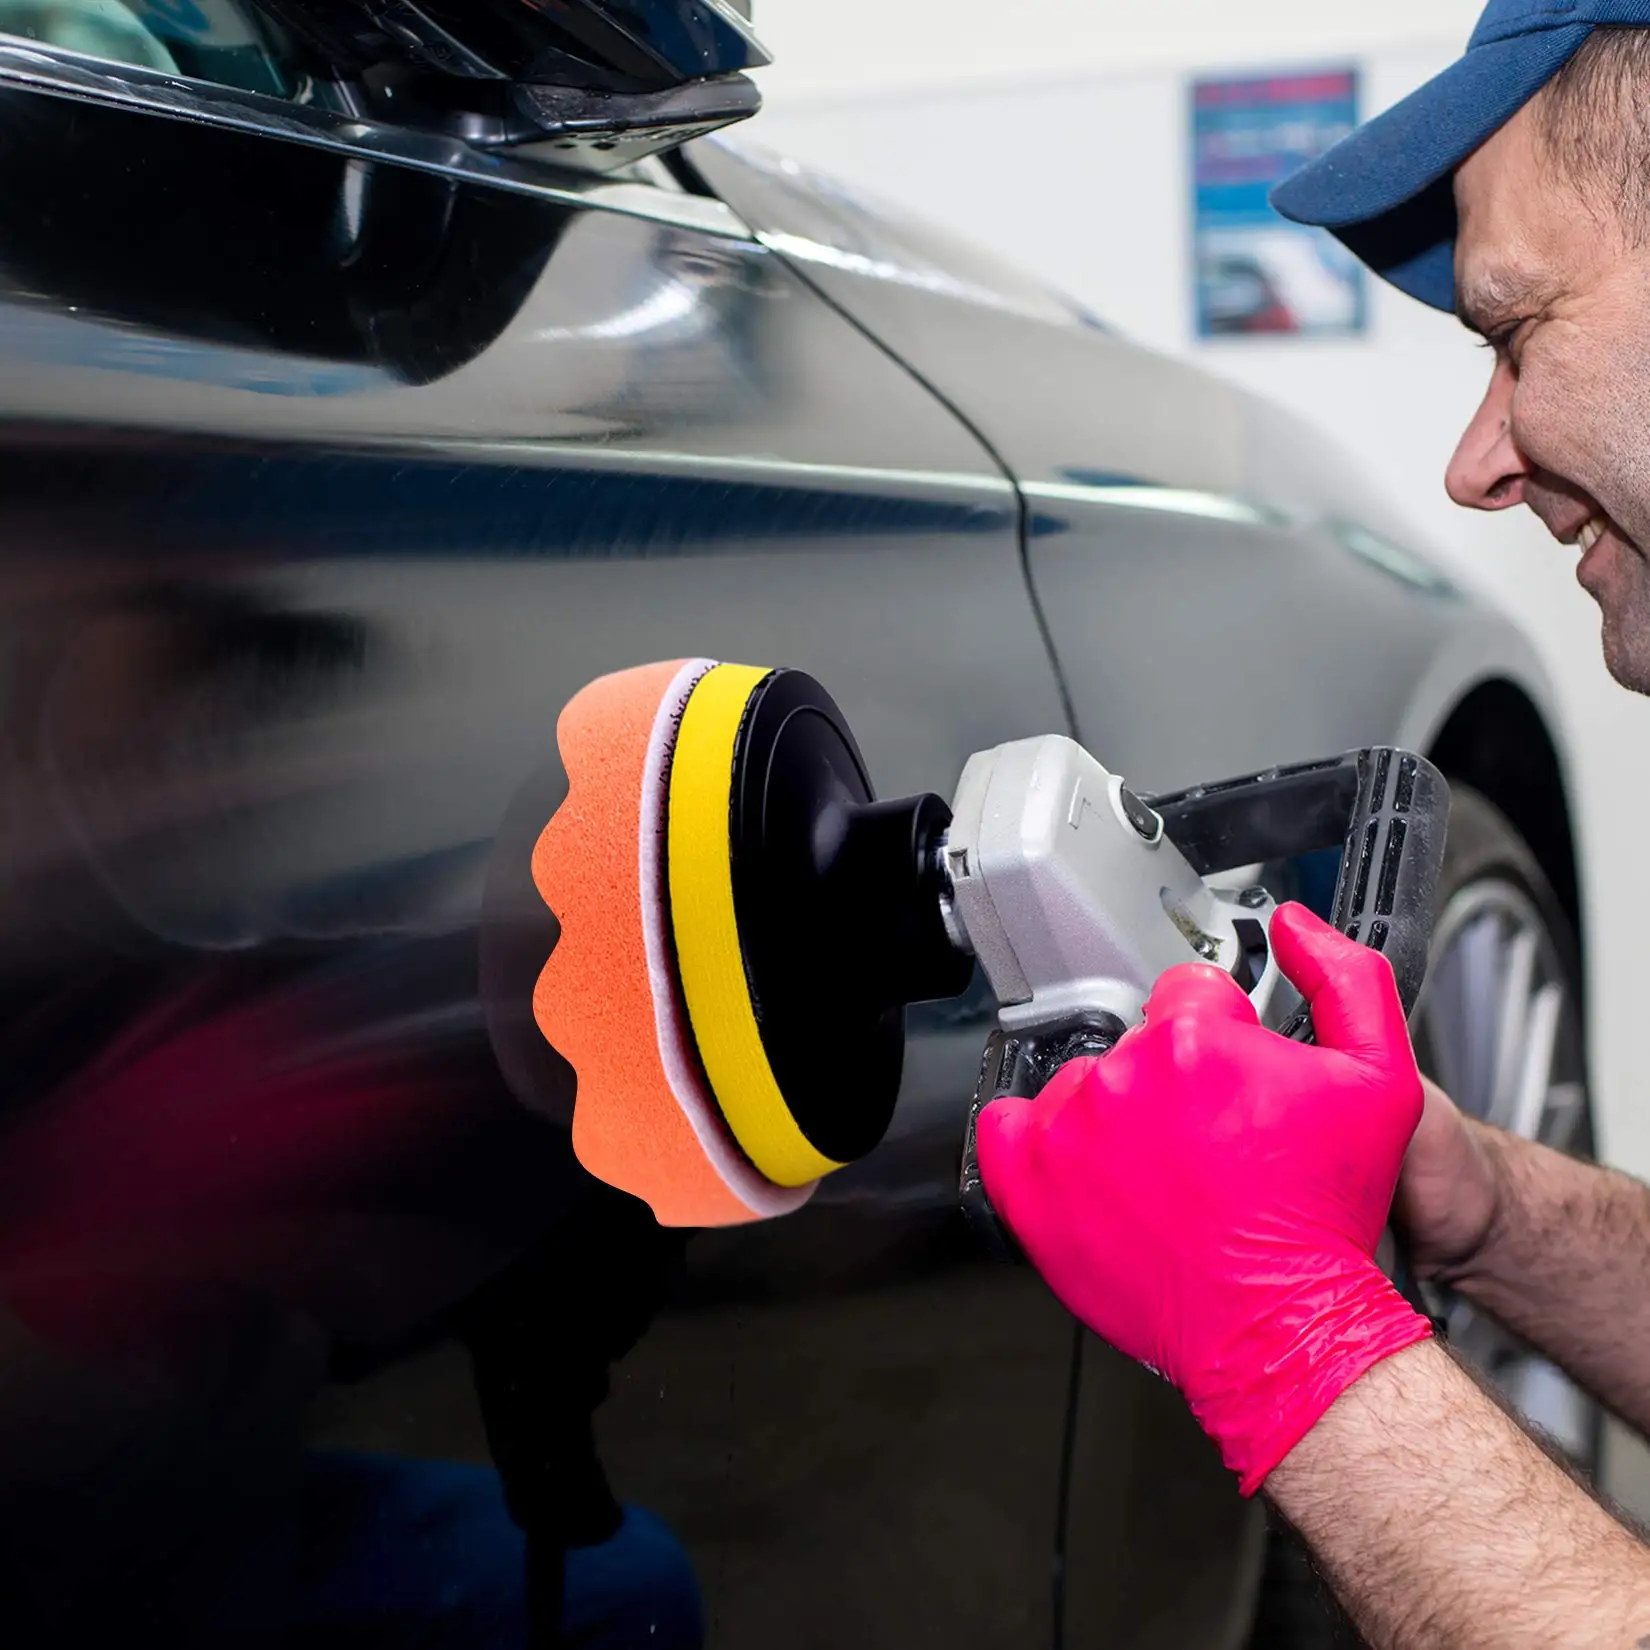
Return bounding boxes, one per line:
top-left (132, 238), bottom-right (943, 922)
top-left (1453, 109), bottom-right (1571, 330)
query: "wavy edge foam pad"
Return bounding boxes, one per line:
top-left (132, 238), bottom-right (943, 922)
top-left (533, 660), bottom-right (814, 1227)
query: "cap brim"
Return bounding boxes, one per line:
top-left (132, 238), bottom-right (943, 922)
top-left (1270, 24), bottom-right (1592, 311)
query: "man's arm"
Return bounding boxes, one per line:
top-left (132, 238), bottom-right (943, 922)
top-left (1398, 1079), bottom-right (1650, 1434)
top-left (1267, 1338), bottom-right (1650, 1649)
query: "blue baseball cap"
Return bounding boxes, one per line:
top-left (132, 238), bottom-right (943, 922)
top-left (1272, 1), bottom-right (1650, 312)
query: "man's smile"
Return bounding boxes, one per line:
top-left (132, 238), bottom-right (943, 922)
top-left (1524, 491), bottom-right (1640, 598)
top-left (1575, 515), bottom-right (1608, 554)
top-left (1530, 491), bottom-right (1631, 573)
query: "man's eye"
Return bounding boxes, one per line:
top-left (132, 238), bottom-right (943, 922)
top-left (1486, 321), bottom-right (1528, 363)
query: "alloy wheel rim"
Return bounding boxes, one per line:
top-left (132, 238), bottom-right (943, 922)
top-left (1409, 876), bottom-right (1596, 1467)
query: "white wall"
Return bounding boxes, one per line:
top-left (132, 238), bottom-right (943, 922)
top-left (748, 0), bottom-right (1483, 105)
top-left (749, 25), bottom-right (1650, 1504)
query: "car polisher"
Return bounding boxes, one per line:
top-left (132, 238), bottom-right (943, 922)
top-left (515, 659), bottom-right (1449, 1236)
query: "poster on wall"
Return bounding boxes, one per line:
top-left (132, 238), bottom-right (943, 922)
top-left (1192, 69), bottom-right (1366, 339)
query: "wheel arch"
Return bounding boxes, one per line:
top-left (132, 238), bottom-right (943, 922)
top-left (1425, 678), bottom-right (1582, 978)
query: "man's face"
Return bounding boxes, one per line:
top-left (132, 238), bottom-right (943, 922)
top-left (1451, 102), bottom-right (1650, 691)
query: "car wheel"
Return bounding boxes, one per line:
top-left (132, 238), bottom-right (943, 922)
top-left (1407, 785), bottom-right (1598, 1469)
top-left (1242, 786), bottom-right (1597, 1649)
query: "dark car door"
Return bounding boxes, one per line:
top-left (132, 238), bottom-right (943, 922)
top-left (0, 44), bottom-right (1077, 1650)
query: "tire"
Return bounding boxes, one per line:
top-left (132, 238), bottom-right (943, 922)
top-left (1243, 786), bottom-right (1597, 1648)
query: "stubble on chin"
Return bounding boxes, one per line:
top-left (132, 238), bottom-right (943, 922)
top-left (1580, 484), bottom-right (1650, 693)
top-left (1598, 583), bottom-right (1650, 695)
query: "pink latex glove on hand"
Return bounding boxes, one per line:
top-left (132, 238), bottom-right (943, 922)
top-left (976, 902), bottom-right (1432, 1496)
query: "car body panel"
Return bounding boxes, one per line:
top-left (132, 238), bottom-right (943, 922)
top-left (0, 82), bottom-right (1085, 1645)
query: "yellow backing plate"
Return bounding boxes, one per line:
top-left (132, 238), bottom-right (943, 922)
top-left (668, 663), bottom-right (845, 1189)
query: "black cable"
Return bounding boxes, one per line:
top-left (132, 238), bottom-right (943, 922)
top-left (1050, 1321), bottom-right (1085, 1650)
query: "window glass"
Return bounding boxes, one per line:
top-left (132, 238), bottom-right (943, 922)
top-left (0, 0), bottom-right (288, 94)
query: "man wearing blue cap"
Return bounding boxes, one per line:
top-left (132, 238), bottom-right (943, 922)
top-left (1275, 1), bottom-right (1650, 704)
top-left (978, 7), bottom-right (1650, 1646)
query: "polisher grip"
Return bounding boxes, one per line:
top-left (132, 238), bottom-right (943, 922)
top-left (1149, 747), bottom-right (1449, 1024)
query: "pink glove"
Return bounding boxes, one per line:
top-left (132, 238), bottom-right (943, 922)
top-left (976, 902), bottom-right (1432, 1495)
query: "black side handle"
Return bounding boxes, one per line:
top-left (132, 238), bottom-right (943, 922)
top-left (1148, 747), bottom-right (1449, 1022)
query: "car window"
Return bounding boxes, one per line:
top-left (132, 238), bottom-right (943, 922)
top-left (0, 0), bottom-right (288, 94)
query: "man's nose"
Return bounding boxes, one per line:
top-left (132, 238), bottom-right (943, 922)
top-left (1446, 359), bottom-right (1530, 510)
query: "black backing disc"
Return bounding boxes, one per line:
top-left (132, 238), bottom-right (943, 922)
top-left (728, 670), bottom-right (973, 1165)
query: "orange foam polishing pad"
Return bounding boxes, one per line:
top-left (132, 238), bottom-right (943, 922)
top-left (532, 660), bottom-right (813, 1228)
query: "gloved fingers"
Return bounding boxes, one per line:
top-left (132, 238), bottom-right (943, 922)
top-left (1142, 962), bottom-right (1261, 1029)
top-left (1269, 902), bottom-right (1412, 1066)
top-left (1036, 1051), bottom-right (1109, 1100)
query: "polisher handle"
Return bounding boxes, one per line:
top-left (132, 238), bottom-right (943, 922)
top-left (1149, 747), bottom-right (1450, 1024)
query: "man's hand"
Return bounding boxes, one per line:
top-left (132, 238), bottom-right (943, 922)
top-left (975, 903), bottom-right (1432, 1495)
top-left (1392, 1076), bottom-right (1505, 1281)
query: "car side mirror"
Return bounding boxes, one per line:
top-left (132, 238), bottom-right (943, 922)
top-left (0, 0), bottom-right (768, 186)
